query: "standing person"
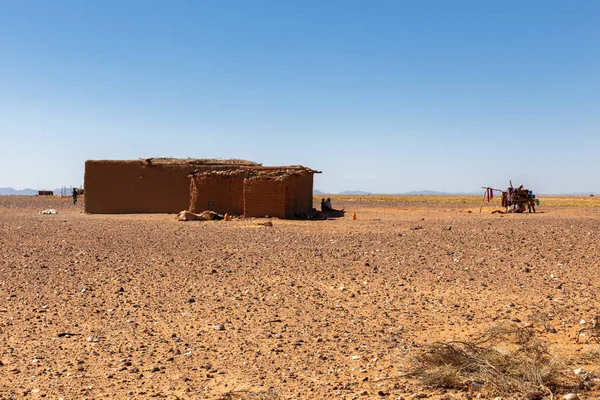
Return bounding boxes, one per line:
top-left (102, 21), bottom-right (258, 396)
top-left (72, 188), bottom-right (78, 205)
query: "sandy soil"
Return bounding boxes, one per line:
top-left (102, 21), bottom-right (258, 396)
top-left (1, 196), bottom-right (599, 399)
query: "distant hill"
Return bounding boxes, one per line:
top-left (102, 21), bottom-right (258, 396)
top-left (313, 189), bottom-right (325, 195)
top-left (0, 187), bottom-right (79, 196)
top-left (0, 187), bottom-right (38, 195)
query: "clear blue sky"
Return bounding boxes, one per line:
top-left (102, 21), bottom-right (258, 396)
top-left (1, 1), bottom-right (599, 193)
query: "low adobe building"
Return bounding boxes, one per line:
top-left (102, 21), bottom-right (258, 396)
top-left (84, 158), bottom-right (259, 214)
top-left (189, 166), bottom-right (317, 218)
top-left (84, 158), bottom-right (319, 218)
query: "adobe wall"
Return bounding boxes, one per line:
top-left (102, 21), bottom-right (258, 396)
top-left (295, 173), bottom-right (314, 215)
top-left (283, 174), bottom-right (314, 217)
top-left (84, 160), bottom-right (193, 213)
top-left (285, 176), bottom-right (298, 218)
top-left (243, 178), bottom-right (287, 218)
top-left (189, 173), bottom-right (245, 215)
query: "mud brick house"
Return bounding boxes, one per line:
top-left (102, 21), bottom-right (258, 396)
top-left (84, 158), bottom-right (260, 214)
top-left (84, 158), bottom-right (319, 217)
top-left (189, 167), bottom-right (317, 218)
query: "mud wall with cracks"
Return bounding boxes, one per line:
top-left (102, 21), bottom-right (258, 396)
top-left (189, 173), bottom-right (245, 215)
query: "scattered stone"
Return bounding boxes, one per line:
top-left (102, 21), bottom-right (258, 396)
top-left (186, 298), bottom-right (196, 303)
top-left (151, 366), bottom-right (160, 372)
top-left (563, 394), bottom-right (579, 400)
top-left (257, 221), bottom-right (273, 227)
top-left (213, 324), bottom-right (225, 331)
top-left (573, 368), bottom-right (585, 375)
top-left (525, 391), bottom-right (543, 400)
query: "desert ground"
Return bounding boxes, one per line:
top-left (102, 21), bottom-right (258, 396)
top-left (1, 195), bottom-right (600, 399)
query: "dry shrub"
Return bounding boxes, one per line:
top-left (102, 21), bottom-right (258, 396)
top-left (411, 322), bottom-right (564, 397)
top-left (581, 346), bottom-right (600, 363)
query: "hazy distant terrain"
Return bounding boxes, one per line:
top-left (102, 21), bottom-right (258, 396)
top-left (314, 189), bottom-right (597, 196)
top-left (0, 187), bottom-right (78, 196)
top-left (0, 187), bottom-right (38, 195)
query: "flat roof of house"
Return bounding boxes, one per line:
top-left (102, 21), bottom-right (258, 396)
top-left (87, 158), bottom-right (320, 172)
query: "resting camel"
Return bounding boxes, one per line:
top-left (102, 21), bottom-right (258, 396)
top-left (177, 210), bottom-right (223, 221)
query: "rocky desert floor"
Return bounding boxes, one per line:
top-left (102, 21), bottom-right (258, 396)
top-left (1, 195), bottom-right (600, 400)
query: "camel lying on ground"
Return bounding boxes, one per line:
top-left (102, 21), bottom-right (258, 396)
top-left (177, 210), bottom-right (223, 221)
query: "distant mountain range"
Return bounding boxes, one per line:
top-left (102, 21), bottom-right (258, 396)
top-left (0, 187), bottom-right (76, 196)
top-left (0, 187), bottom-right (39, 195)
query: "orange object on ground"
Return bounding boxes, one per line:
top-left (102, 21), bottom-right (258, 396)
top-left (224, 213), bottom-right (229, 221)
top-left (352, 212), bottom-right (356, 220)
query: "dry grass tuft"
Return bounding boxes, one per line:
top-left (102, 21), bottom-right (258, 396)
top-left (580, 346), bottom-right (600, 364)
top-left (218, 388), bottom-right (279, 400)
top-left (410, 322), bottom-right (565, 397)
